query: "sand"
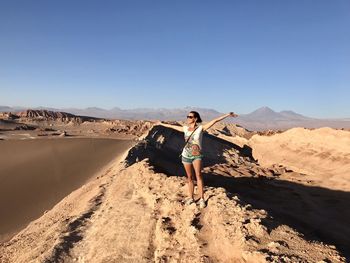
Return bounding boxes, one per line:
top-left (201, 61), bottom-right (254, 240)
top-left (0, 160), bottom-right (343, 262)
top-left (0, 137), bottom-right (135, 242)
top-left (0, 124), bottom-right (348, 262)
top-left (249, 127), bottom-right (350, 191)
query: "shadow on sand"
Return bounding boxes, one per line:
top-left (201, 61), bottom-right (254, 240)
top-left (202, 171), bottom-right (350, 259)
top-left (125, 126), bottom-right (350, 259)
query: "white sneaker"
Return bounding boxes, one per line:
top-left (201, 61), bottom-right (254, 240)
top-left (198, 198), bottom-right (206, 209)
top-left (185, 198), bottom-right (195, 206)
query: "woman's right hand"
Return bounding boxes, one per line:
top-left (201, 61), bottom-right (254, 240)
top-left (229, 112), bottom-right (239, 117)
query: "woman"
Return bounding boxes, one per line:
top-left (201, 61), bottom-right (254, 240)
top-left (158, 111), bottom-right (238, 208)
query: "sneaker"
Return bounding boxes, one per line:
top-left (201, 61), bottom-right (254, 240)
top-left (198, 198), bottom-right (206, 209)
top-left (185, 198), bottom-right (195, 206)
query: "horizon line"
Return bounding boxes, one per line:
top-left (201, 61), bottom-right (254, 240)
top-left (1, 104), bottom-right (350, 120)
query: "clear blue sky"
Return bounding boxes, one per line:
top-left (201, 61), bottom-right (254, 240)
top-left (0, 1), bottom-right (349, 118)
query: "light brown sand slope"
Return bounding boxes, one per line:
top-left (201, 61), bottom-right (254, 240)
top-left (0, 137), bottom-right (135, 242)
top-left (0, 126), bottom-right (347, 262)
top-left (0, 159), bottom-right (343, 262)
top-left (249, 127), bottom-right (350, 191)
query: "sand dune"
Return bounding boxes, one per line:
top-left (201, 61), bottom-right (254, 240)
top-left (0, 160), bottom-right (343, 263)
top-left (0, 137), bottom-right (135, 242)
top-left (249, 127), bottom-right (350, 191)
top-left (0, 126), bottom-right (347, 262)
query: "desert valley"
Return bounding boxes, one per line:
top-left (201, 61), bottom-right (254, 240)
top-left (0, 108), bottom-right (349, 262)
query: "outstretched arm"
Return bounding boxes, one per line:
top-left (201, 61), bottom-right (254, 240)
top-left (202, 112), bottom-right (238, 131)
top-left (156, 121), bottom-right (184, 133)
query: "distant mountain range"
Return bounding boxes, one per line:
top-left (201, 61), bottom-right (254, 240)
top-left (0, 106), bottom-right (222, 121)
top-left (1, 105), bottom-right (350, 131)
top-left (233, 106), bottom-right (350, 130)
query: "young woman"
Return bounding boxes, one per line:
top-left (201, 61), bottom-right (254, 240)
top-left (158, 111), bottom-right (238, 208)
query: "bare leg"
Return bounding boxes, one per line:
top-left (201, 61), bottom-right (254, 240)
top-left (193, 159), bottom-right (204, 199)
top-left (183, 163), bottom-right (194, 199)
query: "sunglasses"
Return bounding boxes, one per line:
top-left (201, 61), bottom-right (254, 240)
top-left (187, 115), bottom-right (194, 119)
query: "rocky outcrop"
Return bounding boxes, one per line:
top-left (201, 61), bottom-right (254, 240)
top-left (0, 112), bottom-right (19, 120)
top-left (15, 109), bottom-right (104, 123)
top-left (105, 120), bottom-right (155, 136)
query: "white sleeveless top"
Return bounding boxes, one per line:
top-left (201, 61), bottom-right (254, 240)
top-left (181, 125), bottom-right (204, 158)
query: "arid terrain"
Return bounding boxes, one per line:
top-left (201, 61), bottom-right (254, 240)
top-left (0, 109), bottom-right (349, 262)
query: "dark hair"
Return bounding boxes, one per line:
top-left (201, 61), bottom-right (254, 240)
top-left (189, 111), bottom-right (202, 123)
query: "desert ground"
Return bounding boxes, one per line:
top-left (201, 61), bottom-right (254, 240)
top-left (0, 110), bottom-right (349, 262)
top-left (0, 137), bottom-right (135, 243)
